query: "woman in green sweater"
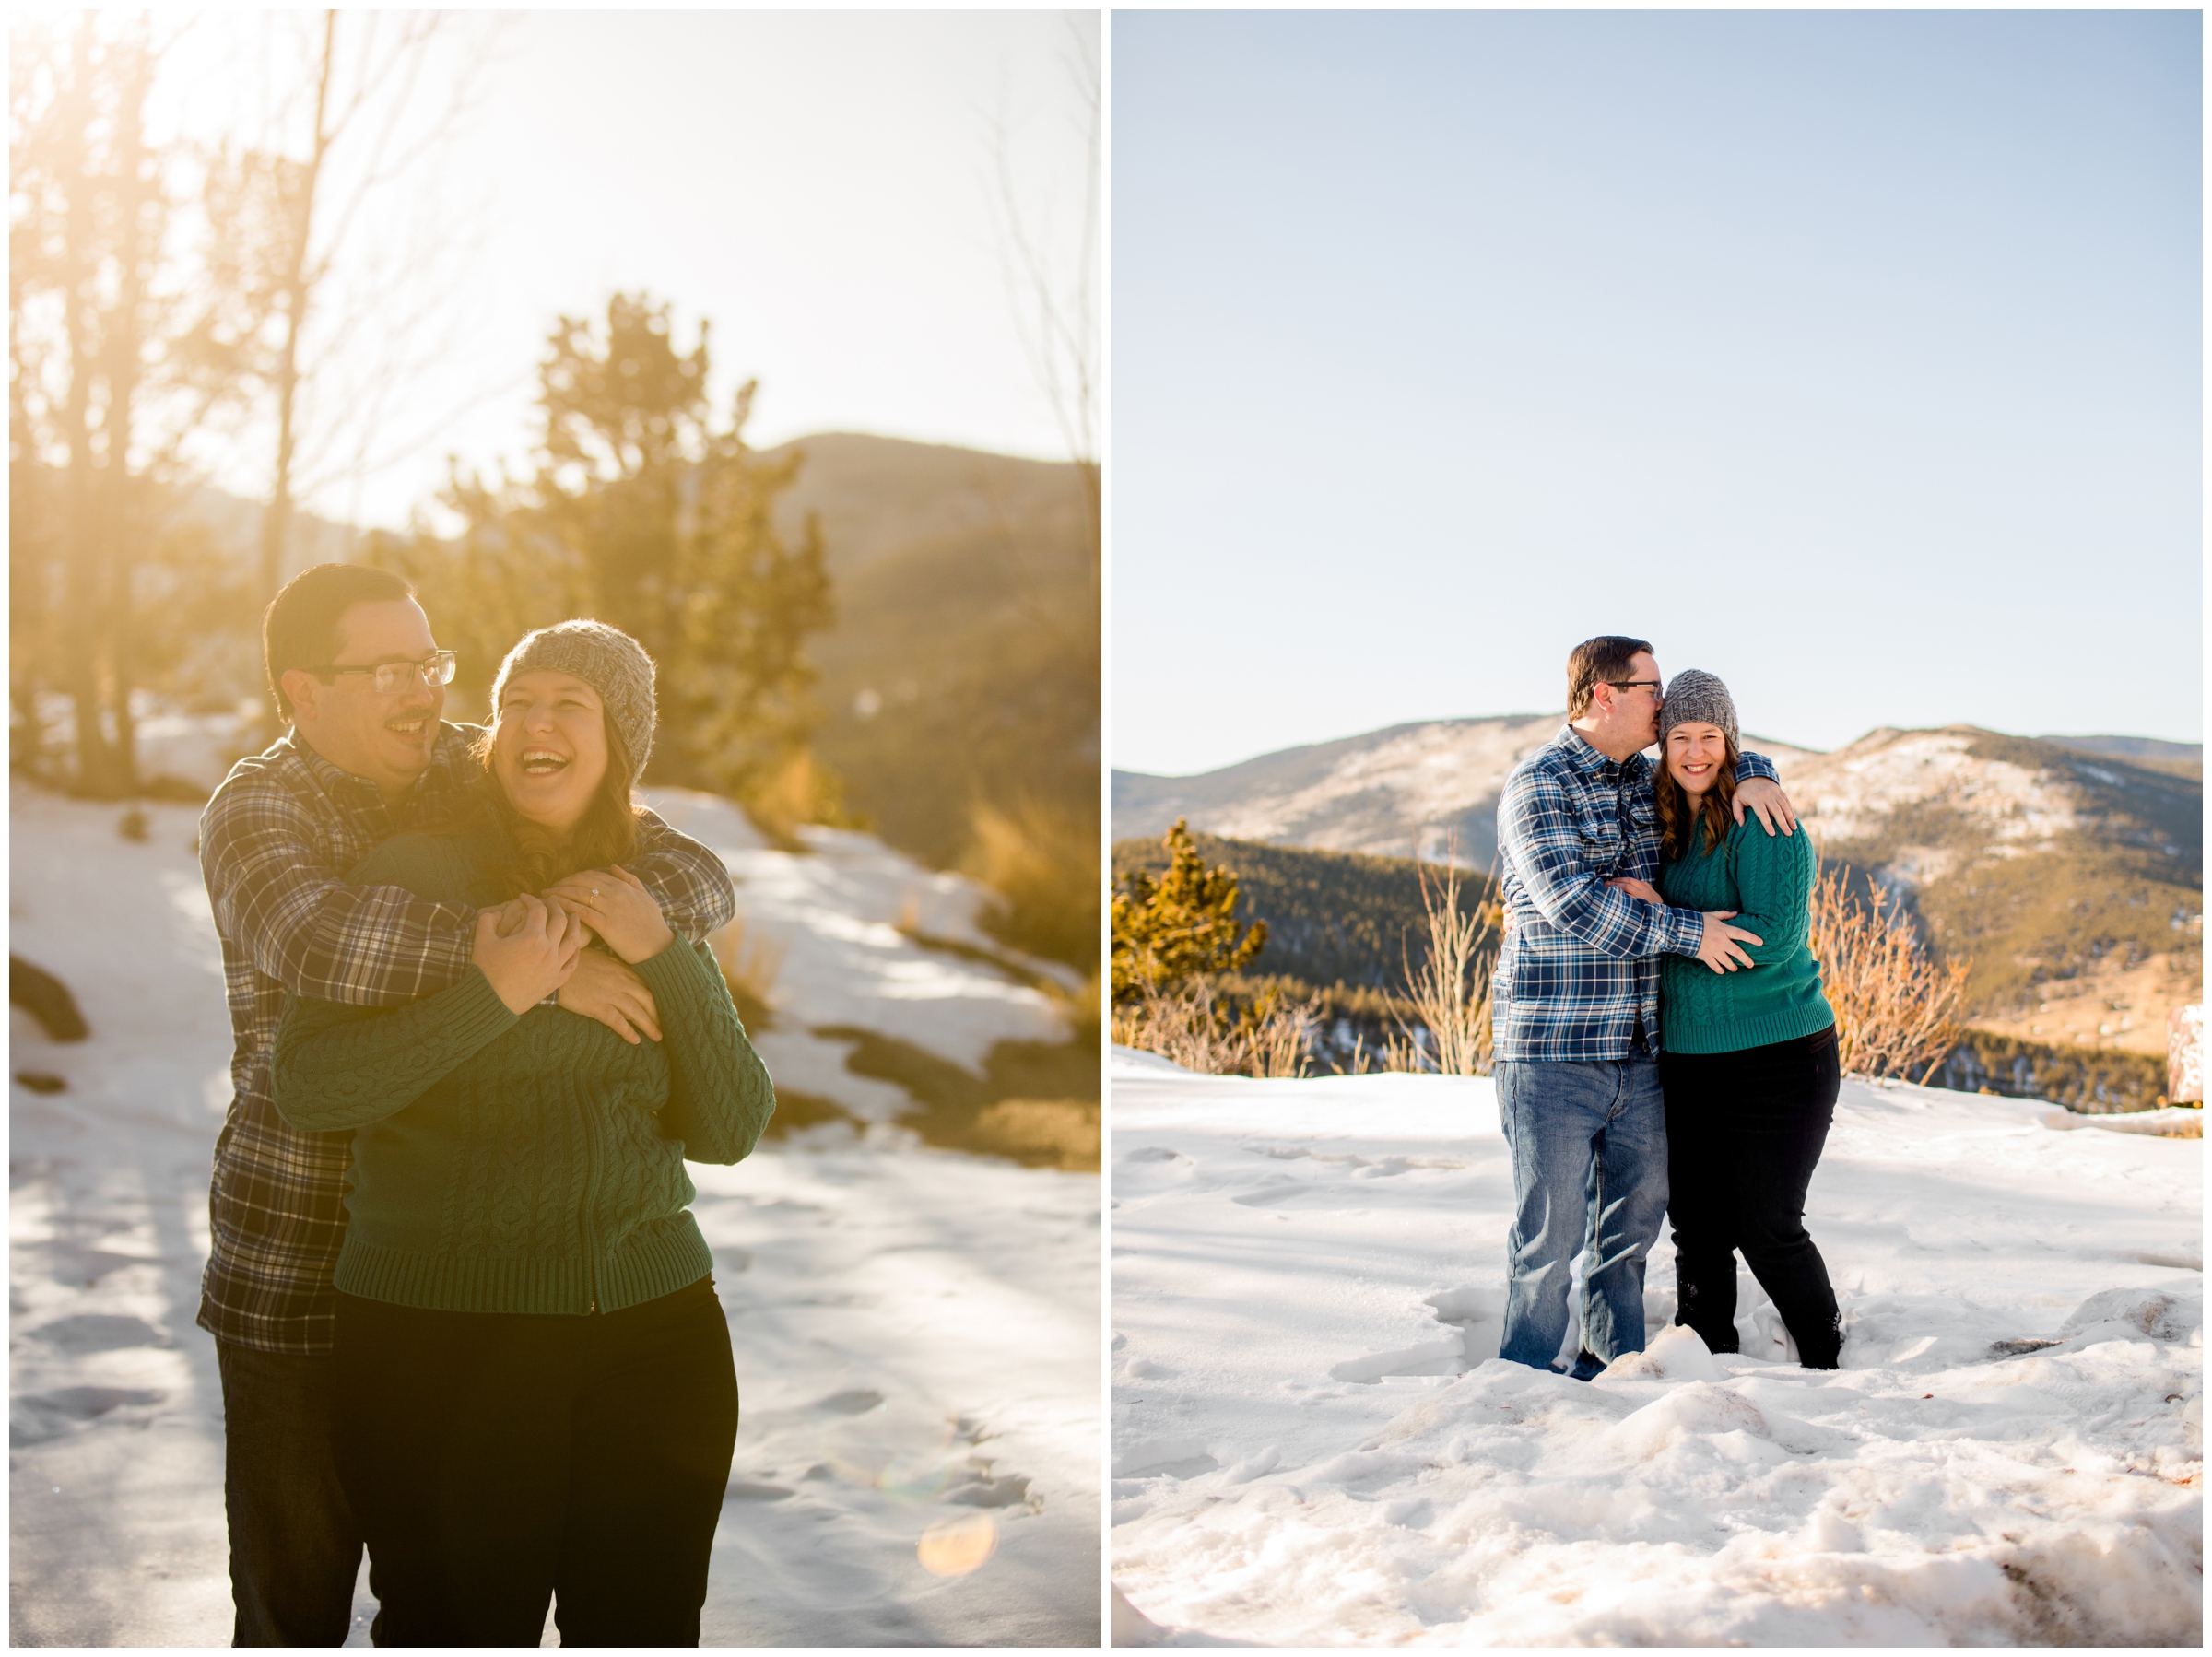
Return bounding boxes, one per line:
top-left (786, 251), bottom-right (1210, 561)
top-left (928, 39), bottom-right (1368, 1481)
top-left (1612, 669), bottom-right (1842, 1370)
top-left (272, 620), bottom-right (773, 1646)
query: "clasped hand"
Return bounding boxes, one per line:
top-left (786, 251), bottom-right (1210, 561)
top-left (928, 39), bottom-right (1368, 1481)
top-left (473, 895), bottom-right (587, 1014)
top-left (1604, 876), bottom-right (1764, 974)
top-left (541, 866), bottom-right (677, 965)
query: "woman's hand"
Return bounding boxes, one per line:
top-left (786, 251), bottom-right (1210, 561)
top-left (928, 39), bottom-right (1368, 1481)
top-left (542, 865), bottom-right (677, 965)
top-left (473, 896), bottom-right (586, 1014)
top-left (1606, 876), bottom-right (1664, 906)
top-left (557, 949), bottom-right (663, 1044)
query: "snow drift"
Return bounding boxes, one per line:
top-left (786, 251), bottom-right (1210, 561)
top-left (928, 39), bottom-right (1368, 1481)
top-left (1109, 1051), bottom-right (2201, 1646)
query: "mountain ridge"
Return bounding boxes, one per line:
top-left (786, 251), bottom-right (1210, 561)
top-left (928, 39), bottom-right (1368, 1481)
top-left (1112, 715), bottom-right (2202, 1062)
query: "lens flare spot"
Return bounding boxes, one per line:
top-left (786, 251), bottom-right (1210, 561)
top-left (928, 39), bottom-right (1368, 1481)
top-left (917, 1511), bottom-right (996, 1578)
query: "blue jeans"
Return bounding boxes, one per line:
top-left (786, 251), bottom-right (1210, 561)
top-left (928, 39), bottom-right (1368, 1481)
top-left (1494, 1056), bottom-right (1669, 1374)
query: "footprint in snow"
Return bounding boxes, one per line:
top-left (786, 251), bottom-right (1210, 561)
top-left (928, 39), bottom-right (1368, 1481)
top-left (1230, 1181), bottom-right (1309, 1206)
top-left (11, 1385), bottom-right (165, 1447)
top-left (1329, 1335), bottom-right (1466, 1383)
top-left (23, 1313), bottom-right (170, 1354)
top-left (811, 1388), bottom-right (887, 1416)
top-left (1351, 1158), bottom-right (1410, 1181)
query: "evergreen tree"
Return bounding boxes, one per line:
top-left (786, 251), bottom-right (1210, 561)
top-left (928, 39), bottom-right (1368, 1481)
top-left (379, 292), bottom-right (838, 815)
top-left (1111, 817), bottom-right (1266, 1002)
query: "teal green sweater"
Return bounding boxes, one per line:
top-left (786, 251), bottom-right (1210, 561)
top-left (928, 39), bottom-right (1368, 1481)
top-left (1656, 813), bottom-right (1835, 1054)
top-left (271, 822), bottom-right (775, 1316)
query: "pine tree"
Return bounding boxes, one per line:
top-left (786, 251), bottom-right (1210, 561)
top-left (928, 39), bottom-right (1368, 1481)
top-left (1111, 818), bottom-right (1267, 1002)
top-left (378, 293), bottom-right (838, 816)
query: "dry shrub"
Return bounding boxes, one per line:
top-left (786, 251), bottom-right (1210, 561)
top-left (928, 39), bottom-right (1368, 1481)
top-left (964, 798), bottom-right (1099, 971)
top-left (1245, 992), bottom-right (1319, 1080)
top-left (1055, 970), bottom-right (1103, 1054)
top-left (710, 912), bottom-right (787, 1030)
top-left (969, 1099), bottom-right (1101, 1171)
top-left (1382, 1028), bottom-right (1430, 1074)
top-left (1112, 977), bottom-right (1317, 1078)
top-left (741, 747), bottom-right (847, 850)
top-left (1394, 851), bottom-right (1497, 1075)
top-left (1807, 866), bottom-right (1970, 1083)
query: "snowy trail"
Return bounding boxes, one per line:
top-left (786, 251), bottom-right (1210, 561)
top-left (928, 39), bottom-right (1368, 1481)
top-left (1108, 1049), bottom-right (2202, 1646)
top-left (8, 786), bottom-right (1100, 1647)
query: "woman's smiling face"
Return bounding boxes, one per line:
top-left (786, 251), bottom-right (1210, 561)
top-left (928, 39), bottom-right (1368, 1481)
top-left (492, 670), bottom-right (610, 833)
top-left (1665, 722), bottom-right (1729, 796)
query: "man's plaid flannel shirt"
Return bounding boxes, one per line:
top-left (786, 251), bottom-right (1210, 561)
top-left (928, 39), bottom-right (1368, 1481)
top-left (196, 724), bottom-right (737, 1356)
top-left (1491, 726), bottom-right (1778, 1064)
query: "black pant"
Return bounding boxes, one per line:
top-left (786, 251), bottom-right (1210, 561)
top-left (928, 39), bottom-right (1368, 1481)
top-left (332, 1276), bottom-right (739, 1648)
top-left (216, 1341), bottom-right (371, 1646)
top-left (1660, 1027), bottom-right (1843, 1369)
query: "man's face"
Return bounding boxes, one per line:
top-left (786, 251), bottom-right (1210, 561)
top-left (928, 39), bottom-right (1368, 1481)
top-left (285, 598), bottom-right (445, 795)
top-left (1620, 652), bottom-right (1664, 748)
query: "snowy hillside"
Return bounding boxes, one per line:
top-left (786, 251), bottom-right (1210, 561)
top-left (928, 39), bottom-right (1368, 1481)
top-left (1781, 724), bottom-right (2194, 866)
top-left (1112, 715), bottom-right (1821, 866)
top-left (1108, 1051), bottom-right (2201, 1647)
top-left (8, 782), bottom-right (1100, 1647)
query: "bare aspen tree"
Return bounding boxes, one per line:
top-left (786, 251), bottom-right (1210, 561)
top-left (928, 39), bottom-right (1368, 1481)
top-left (242, 12), bottom-right (495, 605)
top-left (13, 18), bottom-right (187, 795)
top-left (993, 16), bottom-right (1100, 572)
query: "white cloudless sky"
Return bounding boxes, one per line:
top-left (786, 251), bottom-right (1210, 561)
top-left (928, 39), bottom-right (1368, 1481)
top-left (1110, 10), bottom-right (2202, 774)
top-left (160, 10), bottom-right (1098, 531)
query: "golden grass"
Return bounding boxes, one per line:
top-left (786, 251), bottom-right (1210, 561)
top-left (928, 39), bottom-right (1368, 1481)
top-left (963, 797), bottom-right (1099, 970)
top-left (1111, 977), bottom-right (1317, 1079)
top-left (709, 911), bottom-right (787, 1030)
top-left (1396, 853), bottom-right (1496, 1075)
top-left (968, 1099), bottom-right (1100, 1170)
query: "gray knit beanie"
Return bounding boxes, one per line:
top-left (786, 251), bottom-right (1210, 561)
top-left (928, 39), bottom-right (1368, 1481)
top-left (490, 620), bottom-right (656, 785)
top-left (1660, 669), bottom-right (1738, 748)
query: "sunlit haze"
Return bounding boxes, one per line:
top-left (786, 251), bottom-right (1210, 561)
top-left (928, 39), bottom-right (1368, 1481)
top-left (1112, 11), bottom-right (2201, 771)
top-left (151, 11), bottom-right (1098, 533)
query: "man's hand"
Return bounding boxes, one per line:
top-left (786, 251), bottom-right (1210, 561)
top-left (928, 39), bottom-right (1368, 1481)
top-left (542, 866), bottom-right (677, 964)
top-left (474, 896), bottom-right (585, 1014)
top-left (1606, 876), bottom-right (1664, 906)
top-left (1695, 910), bottom-right (1764, 974)
top-left (1734, 776), bottom-right (1798, 838)
top-left (558, 949), bottom-right (663, 1045)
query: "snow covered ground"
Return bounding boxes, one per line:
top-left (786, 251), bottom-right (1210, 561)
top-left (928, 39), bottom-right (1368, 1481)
top-left (8, 782), bottom-right (1100, 1646)
top-left (644, 788), bottom-right (1080, 1126)
top-left (1109, 1049), bottom-right (2202, 1647)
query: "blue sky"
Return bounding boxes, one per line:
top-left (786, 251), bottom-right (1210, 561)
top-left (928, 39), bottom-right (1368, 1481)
top-left (1110, 10), bottom-right (2202, 774)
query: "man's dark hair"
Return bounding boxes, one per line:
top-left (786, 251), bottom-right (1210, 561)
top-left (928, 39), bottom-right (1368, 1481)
top-left (1565, 635), bottom-right (1655, 720)
top-left (263, 563), bottom-right (416, 720)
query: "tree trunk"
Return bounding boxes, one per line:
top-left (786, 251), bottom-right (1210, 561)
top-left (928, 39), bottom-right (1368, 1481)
top-left (260, 10), bottom-right (336, 608)
top-left (59, 20), bottom-right (123, 796)
top-left (97, 31), bottom-right (159, 797)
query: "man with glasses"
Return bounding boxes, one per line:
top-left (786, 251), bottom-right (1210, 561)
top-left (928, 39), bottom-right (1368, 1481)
top-left (196, 563), bottom-right (735, 1644)
top-left (1490, 635), bottom-right (1798, 1381)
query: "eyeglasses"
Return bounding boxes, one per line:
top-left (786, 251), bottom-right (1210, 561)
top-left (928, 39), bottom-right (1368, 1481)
top-left (1605, 679), bottom-right (1663, 698)
top-left (307, 650), bottom-right (458, 695)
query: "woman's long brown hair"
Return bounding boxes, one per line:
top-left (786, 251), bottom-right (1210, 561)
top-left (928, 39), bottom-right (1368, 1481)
top-left (466, 713), bottom-right (642, 899)
top-left (1654, 732), bottom-right (1739, 864)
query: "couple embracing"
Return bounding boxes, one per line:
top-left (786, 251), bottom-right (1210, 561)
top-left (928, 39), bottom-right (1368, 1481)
top-left (1491, 635), bottom-right (1842, 1380)
top-left (199, 561), bottom-right (775, 1646)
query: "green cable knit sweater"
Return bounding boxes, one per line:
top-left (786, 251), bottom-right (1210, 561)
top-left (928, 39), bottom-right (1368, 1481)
top-left (1656, 812), bottom-right (1836, 1055)
top-left (271, 821), bottom-right (774, 1316)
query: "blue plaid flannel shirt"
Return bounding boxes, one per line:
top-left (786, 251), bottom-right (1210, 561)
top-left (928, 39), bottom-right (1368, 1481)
top-left (1491, 726), bottom-right (1778, 1063)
